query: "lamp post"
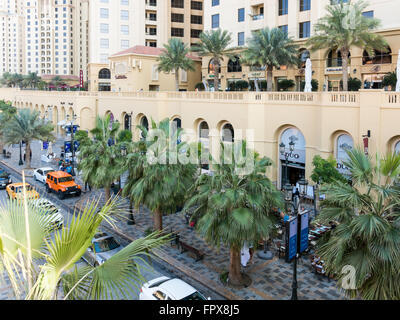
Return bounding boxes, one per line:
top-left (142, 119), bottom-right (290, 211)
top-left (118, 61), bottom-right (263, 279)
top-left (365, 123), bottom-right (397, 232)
top-left (66, 112), bottom-right (77, 176)
top-left (279, 141), bottom-right (295, 189)
top-left (284, 177), bottom-right (308, 300)
top-left (18, 141), bottom-right (23, 166)
top-left (122, 144), bottom-right (135, 226)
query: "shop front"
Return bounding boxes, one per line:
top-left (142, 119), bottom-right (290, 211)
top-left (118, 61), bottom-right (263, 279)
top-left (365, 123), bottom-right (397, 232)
top-left (248, 70), bottom-right (266, 91)
top-left (280, 128), bottom-right (306, 188)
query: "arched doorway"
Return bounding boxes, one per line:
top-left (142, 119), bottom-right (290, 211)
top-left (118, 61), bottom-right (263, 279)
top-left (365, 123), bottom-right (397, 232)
top-left (394, 141), bottom-right (400, 154)
top-left (124, 113), bottom-right (132, 131)
top-left (280, 127), bottom-right (306, 187)
top-left (221, 123), bottom-right (234, 143)
top-left (199, 121), bottom-right (210, 170)
top-left (336, 134), bottom-right (354, 179)
top-left (139, 115), bottom-right (149, 140)
top-left (98, 68), bottom-right (111, 91)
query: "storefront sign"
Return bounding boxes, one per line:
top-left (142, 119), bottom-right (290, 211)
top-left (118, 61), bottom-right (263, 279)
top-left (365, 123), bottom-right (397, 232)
top-left (79, 70), bottom-right (83, 88)
top-left (248, 71), bottom-right (265, 79)
top-left (363, 137), bottom-right (369, 155)
top-left (280, 128), bottom-right (307, 165)
top-left (280, 150), bottom-right (306, 164)
top-left (115, 75), bottom-right (127, 79)
top-left (325, 67), bottom-right (350, 74)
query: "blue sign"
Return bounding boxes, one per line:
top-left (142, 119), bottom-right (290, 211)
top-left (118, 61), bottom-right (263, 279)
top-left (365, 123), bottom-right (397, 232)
top-left (43, 141), bottom-right (49, 150)
top-left (299, 211), bottom-right (309, 253)
top-left (287, 217), bottom-right (298, 261)
top-left (65, 125), bottom-right (79, 134)
top-left (64, 141), bottom-right (72, 153)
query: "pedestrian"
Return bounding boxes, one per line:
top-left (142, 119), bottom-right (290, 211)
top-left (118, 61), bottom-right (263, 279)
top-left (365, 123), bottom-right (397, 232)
top-left (292, 187), bottom-right (300, 200)
top-left (248, 243), bottom-right (254, 265)
top-left (84, 180), bottom-right (92, 192)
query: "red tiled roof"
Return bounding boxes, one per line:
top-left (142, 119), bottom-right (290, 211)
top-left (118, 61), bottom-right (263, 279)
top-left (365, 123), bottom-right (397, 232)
top-left (110, 45), bottom-right (201, 61)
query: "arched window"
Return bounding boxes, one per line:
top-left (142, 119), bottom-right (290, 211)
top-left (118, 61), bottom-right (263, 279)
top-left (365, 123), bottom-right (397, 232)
top-left (227, 57), bottom-right (242, 73)
top-left (140, 116), bottom-right (149, 131)
top-left (172, 118), bottom-right (181, 129)
top-left (327, 50), bottom-right (351, 68)
top-left (98, 68), bottom-right (111, 79)
top-left (199, 121), bottom-right (209, 139)
top-left (362, 47), bottom-right (392, 65)
top-left (208, 59), bottom-right (221, 75)
top-left (124, 114), bottom-right (131, 131)
top-left (394, 141), bottom-right (400, 154)
top-left (298, 49), bottom-right (310, 68)
top-left (221, 123), bottom-right (234, 142)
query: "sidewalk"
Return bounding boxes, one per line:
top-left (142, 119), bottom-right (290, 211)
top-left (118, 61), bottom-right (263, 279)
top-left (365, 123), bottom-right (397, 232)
top-left (1, 138), bottom-right (348, 300)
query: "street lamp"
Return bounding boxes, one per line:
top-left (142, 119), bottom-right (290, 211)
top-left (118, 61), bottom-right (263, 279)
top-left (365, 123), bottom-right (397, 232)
top-left (121, 144), bottom-right (135, 226)
top-left (18, 141), bottom-right (24, 166)
top-left (66, 112), bottom-right (78, 176)
top-left (280, 140), bottom-right (296, 189)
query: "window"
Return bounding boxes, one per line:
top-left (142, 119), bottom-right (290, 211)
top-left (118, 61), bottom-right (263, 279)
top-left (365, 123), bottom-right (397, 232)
top-left (121, 40), bottom-right (129, 48)
top-left (121, 25), bottom-right (129, 35)
top-left (362, 11), bottom-right (374, 18)
top-left (211, 14), bottom-right (219, 28)
top-left (100, 23), bottom-right (108, 33)
top-left (362, 47), bottom-right (392, 65)
top-left (238, 32), bottom-right (245, 46)
top-left (238, 8), bottom-right (245, 22)
top-left (279, 25), bottom-right (288, 36)
top-left (299, 21), bottom-right (310, 38)
top-left (151, 65), bottom-right (159, 81)
top-left (300, 0), bottom-right (310, 11)
top-left (279, 0), bottom-right (288, 15)
top-left (191, 15), bottom-right (202, 24)
top-left (100, 38), bottom-right (109, 48)
top-left (191, 1), bottom-right (202, 10)
top-left (212, 0), bottom-right (219, 6)
top-left (228, 56), bottom-right (242, 72)
top-left (171, 0), bottom-right (184, 8)
top-left (121, 10), bottom-right (129, 20)
top-left (171, 13), bottom-right (184, 23)
top-left (121, 0), bottom-right (128, 5)
top-left (330, 0), bottom-right (349, 4)
top-left (100, 8), bottom-right (109, 19)
top-left (171, 28), bottom-right (184, 37)
top-left (191, 29), bottom-right (201, 38)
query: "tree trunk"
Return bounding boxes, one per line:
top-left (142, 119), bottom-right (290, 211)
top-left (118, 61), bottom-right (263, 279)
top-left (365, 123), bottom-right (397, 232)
top-left (214, 59), bottom-right (220, 91)
top-left (341, 49), bottom-right (349, 91)
top-left (153, 208), bottom-right (163, 231)
top-left (228, 245), bottom-right (244, 286)
top-left (175, 69), bottom-right (180, 92)
top-left (25, 141), bottom-right (31, 169)
top-left (266, 65), bottom-right (273, 92)
top-left (104, 186), bottom-right (111, 203)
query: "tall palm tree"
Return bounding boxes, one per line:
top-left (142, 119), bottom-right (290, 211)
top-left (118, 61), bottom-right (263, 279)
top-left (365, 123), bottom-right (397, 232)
top-left (191, 29), bottom-right (234, 90)
top-left (0, 193), bottom-right (169, 300)
top-left (124, 118), bottom-right (197, 231)
top-left (24, 72), bottom-right (41, 89)
top-left (241, 27), bottom-right (299, 92)
top-left (2, 108), bottom-right (55, 169)
top-left (0, 100), bottom-right (17, 154)
top-left (0, 72), bottom-right (11, 87)
top-left (9, 73), bottom-right (23, 88)
top-left (78, 115), bottom-right (124, 202)
top-left (316, 148), bottom-right (400, 299)
top-left (183, 141), bottom-right (282, 286)
top-left (157, 38), bottom-right (196, 92)
top-left (306, 0), bottom-right (387, 91)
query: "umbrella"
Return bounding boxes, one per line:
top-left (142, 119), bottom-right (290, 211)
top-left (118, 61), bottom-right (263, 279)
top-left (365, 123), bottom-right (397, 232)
top-left (396, 49), bottom-right (400, 92)
top-left (304, 58), bottom-right (313, 92)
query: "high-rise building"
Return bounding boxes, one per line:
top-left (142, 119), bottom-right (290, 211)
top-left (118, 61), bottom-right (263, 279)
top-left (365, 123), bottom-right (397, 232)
top-left (203, 0), bottom-right (400, 91)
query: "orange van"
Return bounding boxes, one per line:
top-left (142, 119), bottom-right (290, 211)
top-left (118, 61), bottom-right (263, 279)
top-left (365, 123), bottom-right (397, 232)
top-left (46, 171), bottom-right (81, 199)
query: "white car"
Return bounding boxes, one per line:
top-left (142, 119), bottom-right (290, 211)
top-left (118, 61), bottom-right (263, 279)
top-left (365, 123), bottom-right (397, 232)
top-left (33, 167), bottom-right (55, 183)
top-left (31, 198), bottom-right (64, 229)
top-left (139, 276), bottom-right (209, 300)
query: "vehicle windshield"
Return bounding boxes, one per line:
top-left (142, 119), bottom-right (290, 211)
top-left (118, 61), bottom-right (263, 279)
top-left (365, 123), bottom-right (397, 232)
top-left (94, 238), bottom-right (120, 253)
top-left (181, 291), bottom-right (206, 301)
top-left (58, 177), bottom-right (73, 183)
top-left (0, 172), bottom-right (8, 179)
top-left (15, 185), bottom-right (33, 193)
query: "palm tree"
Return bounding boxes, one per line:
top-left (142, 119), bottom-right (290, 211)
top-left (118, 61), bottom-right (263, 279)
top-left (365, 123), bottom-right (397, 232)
top-left (191, 29), bottom-right (234, 90)
top-left (0, 100), bottom-right (17, 154)
top-left (157, 38), bottom-right (196, 92)
top-left (0, 192), bottom-right (169, 300)
top-left (316, 148), bottom-right (400, 299)
top-left (183, 141), bottom-right (282, 286)
top-left (78, 115), bottom-right (125, 202)
top-left (24, 72), bottom-right (41, 89)
top-left (51, 76), bottom-right (65, 88)
top-left (306, 0), bottom-right (387, 91)
top-left (124, 118), bottom-right (197, 231)
top-left (241, 27), bottom-right (299, 92)
top-left (2, 108), bottom-right (55, 169)
top-left (0, 72), bottom-right (11, 87)
top-left (9, 73), bottom-right (23, 88)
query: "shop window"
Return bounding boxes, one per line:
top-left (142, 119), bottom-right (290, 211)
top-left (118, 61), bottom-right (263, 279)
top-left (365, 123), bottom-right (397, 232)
top-left (98, 68), bottom-right (111, 79)
top-left (208, 58), bottom-right (221, 75)
top-left (362, 47), bottom-right (392, 65)
top-left (327, 50), bottom-right (351, 68)
top-left (227, 57), bottom-right (242, 73)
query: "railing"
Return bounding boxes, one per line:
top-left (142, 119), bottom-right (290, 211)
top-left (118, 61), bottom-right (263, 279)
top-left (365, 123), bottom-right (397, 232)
top-left (329, 92), bottom-right (358, 104)
top-left (385, 93), bottom-right (400, 106)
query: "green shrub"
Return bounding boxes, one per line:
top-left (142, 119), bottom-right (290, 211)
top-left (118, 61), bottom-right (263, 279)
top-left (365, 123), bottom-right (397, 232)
top-left (340, 77), bottom-right (361, 91)
top-left (382, 72), bottom-right (397, 91)
top-left (300, 79), bottom-right (319, 92)
top-left (278, 79), bottom-right (295, 91)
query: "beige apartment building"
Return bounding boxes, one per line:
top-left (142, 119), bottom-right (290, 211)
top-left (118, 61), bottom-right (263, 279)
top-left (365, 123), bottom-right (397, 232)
top-left (4, 88), bottom-right (400, 188)
top-left (88, 0), bottom-right (204, 91)
top-left (202, 0), bottom-right (400, 91)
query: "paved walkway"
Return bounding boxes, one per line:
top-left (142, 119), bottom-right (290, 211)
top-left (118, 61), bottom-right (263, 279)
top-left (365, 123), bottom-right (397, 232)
top-left (1, 137), bottom-right (348, 300)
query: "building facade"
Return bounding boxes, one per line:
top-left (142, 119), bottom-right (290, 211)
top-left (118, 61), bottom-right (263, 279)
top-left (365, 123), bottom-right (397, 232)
top-left (3, 89), bottom-right (400, 188)
top-left (202, 0), bottom-right (400, 91)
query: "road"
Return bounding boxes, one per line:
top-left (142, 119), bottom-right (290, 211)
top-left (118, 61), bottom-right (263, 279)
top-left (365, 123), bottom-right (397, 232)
top-left (0, 163), bottom-right (224, 300)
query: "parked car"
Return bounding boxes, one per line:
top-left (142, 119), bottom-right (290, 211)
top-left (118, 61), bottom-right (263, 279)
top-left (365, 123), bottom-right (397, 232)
top-left (139, 277), bottom-right (208, 300)
top-left (33, 167), bottom-right (55, 184)
top-left (45, 171), bottom-right (81, 199)
top-left (0, 169), bottom-right (12, 189)
top-left (31, 198), bottom-right (64, 229)
top-left (6, 183), bottom-right (40, 201)
top-left (82, 232), bottom-right (123, 267)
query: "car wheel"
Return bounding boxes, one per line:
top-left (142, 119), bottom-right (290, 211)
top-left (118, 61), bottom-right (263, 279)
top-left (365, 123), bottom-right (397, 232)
top-left (76, 190), bottom-right (81, 197)
top-left (46, 184), bottom-right (51, 193)
top-left (58, 191), bottom-right (65, 200)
